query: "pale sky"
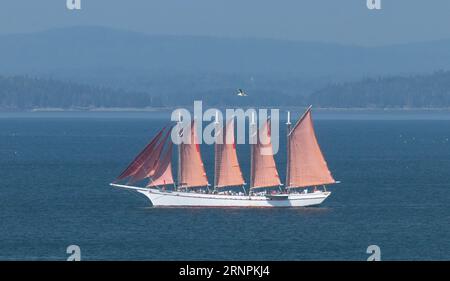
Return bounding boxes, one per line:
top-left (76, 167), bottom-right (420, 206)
top-left (1, 0), bottom-right (450, 46)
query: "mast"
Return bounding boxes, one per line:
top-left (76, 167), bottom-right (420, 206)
top-left (285, 110), bottom-right (291, 189)
top-left (177, 111), bottom-right (182, 190)
top-left (249, 112), bottom-right (256, 189)
top-left (214, 110), bottom-right (220, 189)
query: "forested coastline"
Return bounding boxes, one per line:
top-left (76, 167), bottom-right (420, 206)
top-left (309, 71), bottom-right (450, 108)
top-left (2, 71), bottom-right (450, 110)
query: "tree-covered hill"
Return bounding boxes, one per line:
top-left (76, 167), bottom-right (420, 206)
top-left (0, 75), bottom-right (301, 109)
top-left (2, 71), bottom-right (450, 110)
top-left (309, 71), bottom-right (450, 108)
top-left (0, 76), bottom-right (159, 110)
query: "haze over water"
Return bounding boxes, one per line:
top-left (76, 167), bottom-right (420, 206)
top-left (0, 110), bottom-right (449, 260)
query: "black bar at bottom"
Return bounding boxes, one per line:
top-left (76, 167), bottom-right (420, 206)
top-left (0, 261), bottom-right (449, 280)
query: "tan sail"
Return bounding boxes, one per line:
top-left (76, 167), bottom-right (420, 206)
top-left (178, 120), bottom-right (209, 188)
top-left (147, 140), bottom-right (174, 187)
top-left (250, 119), bottom-right (281, 189)
top-left (214, 119), bottom-right (245, 188)
top-left (214, 120), bottom-right (245, 187)
top-left (130, 129), bottom-right (171, 183)
top-left (286, 107), bottom-right (335, 188)
top-left (115, 127), bottom-right (165, 181)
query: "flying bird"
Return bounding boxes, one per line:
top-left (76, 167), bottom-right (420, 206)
top-left (237, 89), bottom-right (248, 97)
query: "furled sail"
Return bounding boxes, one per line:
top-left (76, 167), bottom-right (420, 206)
top-left (214, 119), bottom-right (245, 188)
top-left (178, 120), bottom-right (209, 188)
top-left (115, 127), bottom-right (165, 182)
top-left (250, 120), bottom-right (281, 189)
top-left (130, 129), bottom-right (171, 183)
top-left (286, 107), bottom-right (335, 188)
top-left (147, 140), bottom-right (174, 187)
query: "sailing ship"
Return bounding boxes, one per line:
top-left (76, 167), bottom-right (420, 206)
top-left (110, 106), bottom-right (338, 207)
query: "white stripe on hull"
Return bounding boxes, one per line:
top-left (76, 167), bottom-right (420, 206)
top-left (111, 184), bottom-right (330, 207)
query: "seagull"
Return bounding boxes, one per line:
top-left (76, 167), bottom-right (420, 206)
top-left (237, 89), bottom-right (248, 97)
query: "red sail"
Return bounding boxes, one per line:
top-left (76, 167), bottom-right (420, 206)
top-left (250, 120), bottom-right (281, 189)
top-left (214, 119), bottom-right (245, 188)
top-left (147, 140), bottom-right (174, 187)
top-left (130, 129), bottom-right (171, 183)
top-left (178, 120), bottom-right (209, 188)
top-left (115, 128), bottom-right (165, 181)
top-left (286, 107), bottom-right (335, 188)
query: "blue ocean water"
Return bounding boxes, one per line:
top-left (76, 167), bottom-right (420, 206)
top-left (0, 111), bottom-right (450, 260)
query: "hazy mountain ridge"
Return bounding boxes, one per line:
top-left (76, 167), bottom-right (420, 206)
top-left (2, 26), bottom-right (450, 77)
top-left (2, 26), bottom-right (450, 109)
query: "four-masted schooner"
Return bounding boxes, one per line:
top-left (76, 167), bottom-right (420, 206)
top-left (111, 106), bottom-right (338, 207)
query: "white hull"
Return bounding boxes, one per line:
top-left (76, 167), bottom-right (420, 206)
top-left (111, 184), bottom-right (331, 207)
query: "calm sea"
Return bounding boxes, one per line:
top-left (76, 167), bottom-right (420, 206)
top-left (0, 110), bottom-right (449, 260)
